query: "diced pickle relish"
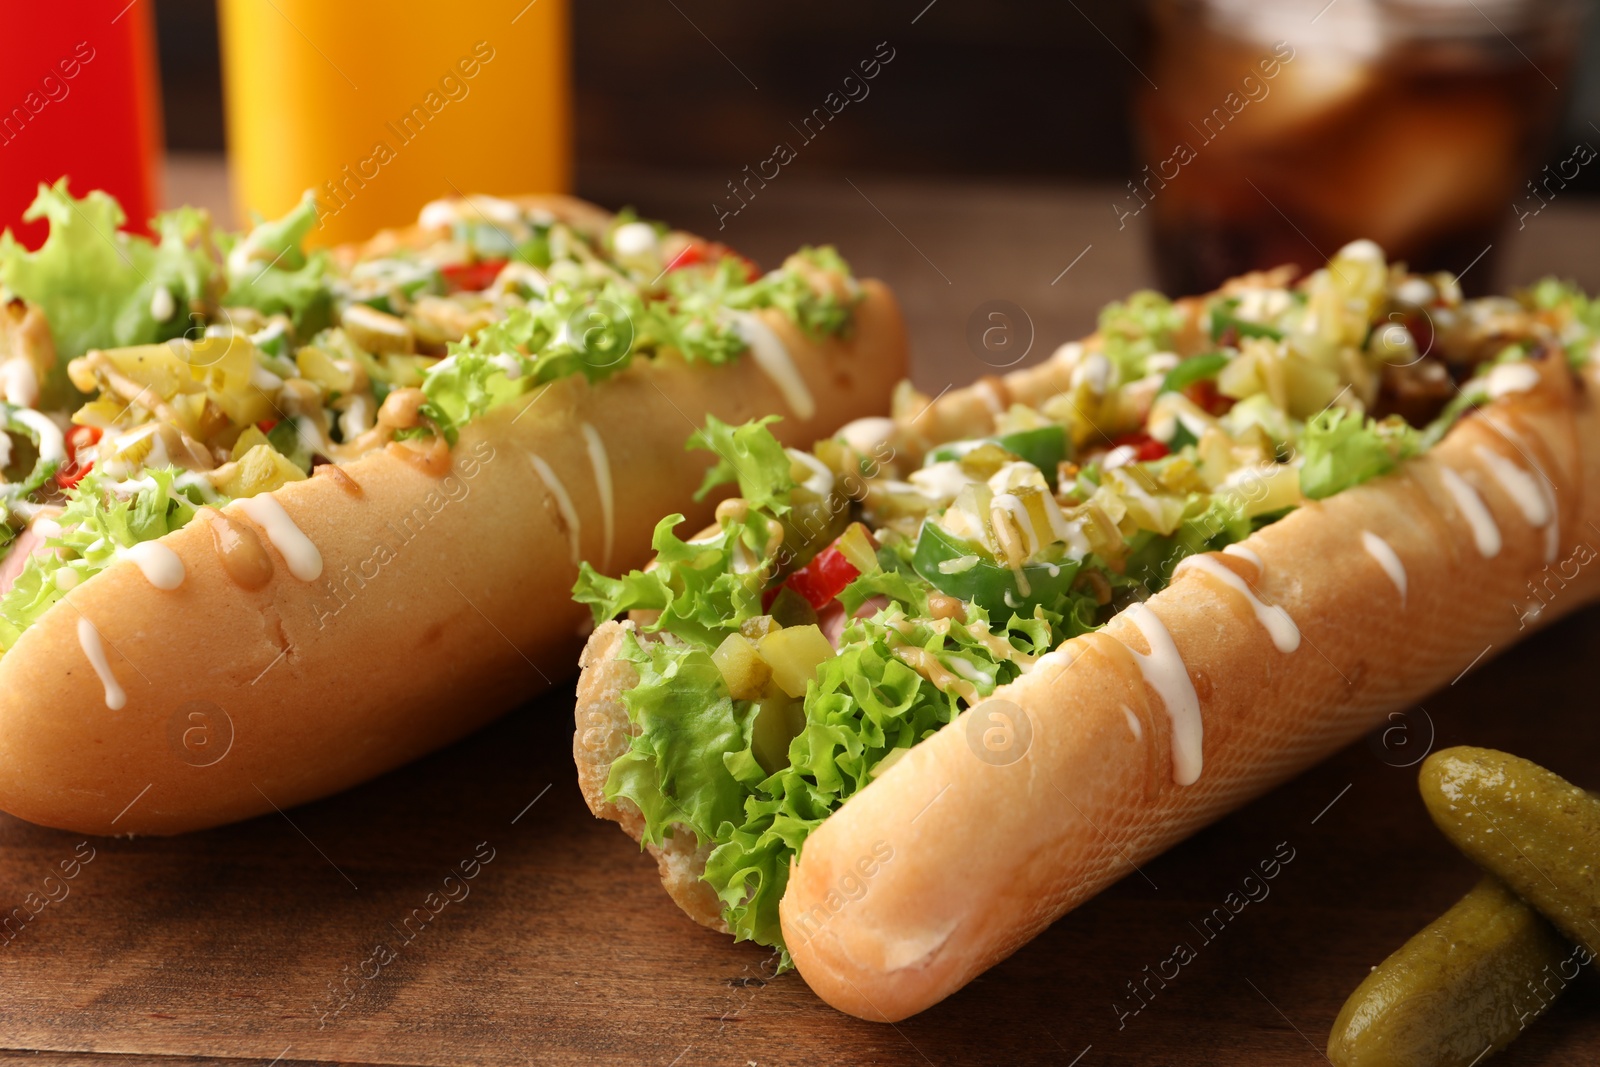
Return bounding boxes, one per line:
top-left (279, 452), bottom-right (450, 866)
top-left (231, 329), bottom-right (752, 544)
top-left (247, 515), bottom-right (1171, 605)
top-left (573, 239), bottom-right (1597, 965)
top-left (0, 183), bottom-right (865, 657)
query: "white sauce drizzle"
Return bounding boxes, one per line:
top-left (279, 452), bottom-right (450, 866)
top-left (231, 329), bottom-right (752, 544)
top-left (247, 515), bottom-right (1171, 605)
top-left (529, 452), bottom-right (582, 567)
top-left (77, 616), bottom-right (126, 710)
top-left (581, 422), bottom-right (615, 573)
top-left (1485, 362), bottom-right (1540, 400)
top-left (121, 541), bottom-right (185, 590)
top-left (1473, 445), bottom-right (1550, 527)
top-left (1175, 555), bottom-right (1300, 653)
top-left (238, 495), bottom-right (323, 581)
top-left (13, 410), bottom-right (64, 463)
top-left (733, 312), bottom-right (815, 420)
top-left (611, 221), bottom-right (659, 259)
top-left (0, 359), bottom-right (39, 408)
top-left (1221, 543), bottom-right (1262, 568)
top-left (1120, 603), bottom-right (1203, 786)
top-left (1121, 703), bottom-right (1143, 741)
top-left (1482, 416), bottom-right (1560, 563)
top-left (150, 286), bottom-right (176, 323)
top-left (1438, 468), bottom-right (1501, 558)
top-left (991, 493), bottom-right (1040, 557)
top-left (1361, 531), bottom-right (1407, 605)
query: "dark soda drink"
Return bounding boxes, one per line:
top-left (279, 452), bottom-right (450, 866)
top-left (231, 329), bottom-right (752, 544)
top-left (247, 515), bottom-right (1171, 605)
top-left (1134, 0), bottom-right (1583, 294)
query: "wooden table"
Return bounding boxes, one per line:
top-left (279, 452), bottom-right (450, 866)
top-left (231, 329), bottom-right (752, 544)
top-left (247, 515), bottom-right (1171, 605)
top-left (1, 159), bottom-right (1594, 1065)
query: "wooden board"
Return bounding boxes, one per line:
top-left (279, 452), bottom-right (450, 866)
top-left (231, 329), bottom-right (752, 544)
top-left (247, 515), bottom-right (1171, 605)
top-left (0, 164), bottom-right (1594, 1064)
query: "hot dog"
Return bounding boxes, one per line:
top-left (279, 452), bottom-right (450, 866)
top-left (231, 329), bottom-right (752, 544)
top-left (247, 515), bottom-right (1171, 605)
top-left (0, 181), bottom-right (907, 834)
top-left (573, 240), bottom-right (1600, 1019)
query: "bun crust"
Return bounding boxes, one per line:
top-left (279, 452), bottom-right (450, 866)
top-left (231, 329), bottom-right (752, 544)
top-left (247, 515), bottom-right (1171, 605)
top-left (0, 207), bottom-right (908, 836)
top-left (782, 356), bottom-right (1600, 1020)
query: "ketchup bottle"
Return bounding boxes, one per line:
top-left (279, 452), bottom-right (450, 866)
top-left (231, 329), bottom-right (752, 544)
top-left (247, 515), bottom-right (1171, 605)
top-left (0, 2), bottom-right (163, 244)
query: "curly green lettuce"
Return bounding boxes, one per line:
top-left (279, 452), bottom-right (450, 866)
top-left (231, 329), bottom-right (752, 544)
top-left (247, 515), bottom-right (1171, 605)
top-left (421, 250), bottom-right (863, 441)
top-left (0, 180), bottom-right (216, 372)
top-left (0, 468), bottom-right (209, 653)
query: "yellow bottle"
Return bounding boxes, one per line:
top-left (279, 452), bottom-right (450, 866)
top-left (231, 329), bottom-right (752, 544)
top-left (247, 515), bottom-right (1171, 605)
top-left (218, 0), bottom-right (569, 245)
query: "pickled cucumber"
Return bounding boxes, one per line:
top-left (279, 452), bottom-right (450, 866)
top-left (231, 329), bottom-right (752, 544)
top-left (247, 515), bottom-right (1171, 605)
top-left (1420, 747), bottom-right (1600, 955)
top-left (1326, 877), bottom-right (1569, 1066)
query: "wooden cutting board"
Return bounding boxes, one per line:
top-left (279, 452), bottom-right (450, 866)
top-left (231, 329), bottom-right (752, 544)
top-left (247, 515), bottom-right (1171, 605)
top-left (0, 600), bottom-right (1594, 1066)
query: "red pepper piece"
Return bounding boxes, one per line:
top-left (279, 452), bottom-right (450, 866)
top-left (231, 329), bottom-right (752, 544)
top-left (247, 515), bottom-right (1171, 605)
top-left (57, 425), bottom-right (103, 489)
top-left (440, 258), bottom-right (508, 293)
top-left (778, 544), bottom-right (862, 612)
top-left (1109, 431), bottom-right (1170, 463)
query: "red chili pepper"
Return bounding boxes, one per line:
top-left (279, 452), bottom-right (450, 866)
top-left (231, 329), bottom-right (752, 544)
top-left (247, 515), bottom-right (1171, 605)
top-left (1183, 378), bottom-right (1234, 417)
top-left (1109, 431), bottom-right (1170, 463)
top-left (440, 258), bottom-right (508, 293)
top-left (256, 419), bottom-right (278, 434)
top-left (777, 543), bottom-right (862, 612)
top-left (57, 425), bottom-right (103, 489)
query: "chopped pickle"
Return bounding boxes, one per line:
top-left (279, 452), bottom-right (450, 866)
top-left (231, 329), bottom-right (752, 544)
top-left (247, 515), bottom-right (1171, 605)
top-left (834, 522), bottom-right (880, 575)
top-left (215, 442), bottom-right (307, 497)
top-left (751, 688), bottom-right (807, 775)
top-left (711, 632), bottom-right (772, 701)
top-left (757, 624), bottom-right (836, 699)
top-left (768, 586), bottom-right (818, 629)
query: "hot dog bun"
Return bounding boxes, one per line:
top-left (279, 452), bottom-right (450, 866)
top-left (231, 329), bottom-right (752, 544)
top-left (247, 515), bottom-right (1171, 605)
top-left (0, 212), bottom-right (908, 836)
top-left (780, 354), bottom-right (1600, 1020)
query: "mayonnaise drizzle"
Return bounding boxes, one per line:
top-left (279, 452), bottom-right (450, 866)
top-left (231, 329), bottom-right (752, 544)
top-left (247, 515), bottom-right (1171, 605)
top-left (1473, 445), bottom-right (1550, 527)
top-left (1361, 531), bottom-right (1407, 605)
top-left (529, 452), bottom-right (582, 567)
top-left (1482, 416), bottom-right (1560, 563)
top-left (121, 541), bottom-right (185, 590)
top-left (733, 311), bottom-right (815, 420)
top-left (1485, 362), bottom-right (1540, 400)
top-left (1176, 555), bottom-right (1300, 653)
top-left (581, 423), bottom-right (615, 572)
top-left (1120, 603), bottom-right (1203, 785)
top-left (1221, 543), bottom-right (1262, 568)
top-left (1438, 468), bottom-right (1501, 558)
top-left (77, 616), bottom-right (126, 710)
top-left (238, 495), bottom-right (323, 581)
top-left (13, 409), bottom-right (64, 464)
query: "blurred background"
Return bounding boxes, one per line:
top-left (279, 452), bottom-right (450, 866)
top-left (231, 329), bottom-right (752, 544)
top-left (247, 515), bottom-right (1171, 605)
top-left (7, 0), bottom-right (1600, 384)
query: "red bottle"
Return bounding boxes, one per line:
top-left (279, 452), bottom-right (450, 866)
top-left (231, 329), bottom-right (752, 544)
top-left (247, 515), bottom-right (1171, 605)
top-left (0, 1), bottom-right (163, 244)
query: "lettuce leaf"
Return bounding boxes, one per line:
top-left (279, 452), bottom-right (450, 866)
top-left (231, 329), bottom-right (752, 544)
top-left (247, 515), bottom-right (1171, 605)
top-left (1298, 408), bottom-right (1421, 500)
top-left (604, 633), bottom-right (755, 849)
top-left (1522, 277), bottom-right (1600, 368)
top-left (574, 509), bottom-right (772, 647)
top-left (1098, 290), bottom-right (1181, 380)
top-left (219, 191), bottom-right (333, 334)
top-left (687, 414), bottom-right (796, 514)
top-left (0, 468), bottom-right (207, 653)
top-left (0, 180), bottom-right (216, 371)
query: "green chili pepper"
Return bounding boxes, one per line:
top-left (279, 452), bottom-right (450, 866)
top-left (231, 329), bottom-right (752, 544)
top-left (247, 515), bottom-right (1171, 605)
top-left (911, 519), bottom-right (1079, 623)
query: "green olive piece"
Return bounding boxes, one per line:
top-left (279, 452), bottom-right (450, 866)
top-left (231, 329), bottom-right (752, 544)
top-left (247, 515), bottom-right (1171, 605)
top-left (1327, 877), bottom-right (1569, 1066)
top-left (1420, 746), bottom-right (1600, 955)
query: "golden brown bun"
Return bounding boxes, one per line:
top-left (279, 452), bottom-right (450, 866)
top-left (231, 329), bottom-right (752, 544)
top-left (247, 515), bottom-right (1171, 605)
top-left (783, 355), bottom-right (1600, 1020)
top-left (0, 202), bottom-right (908, 836)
